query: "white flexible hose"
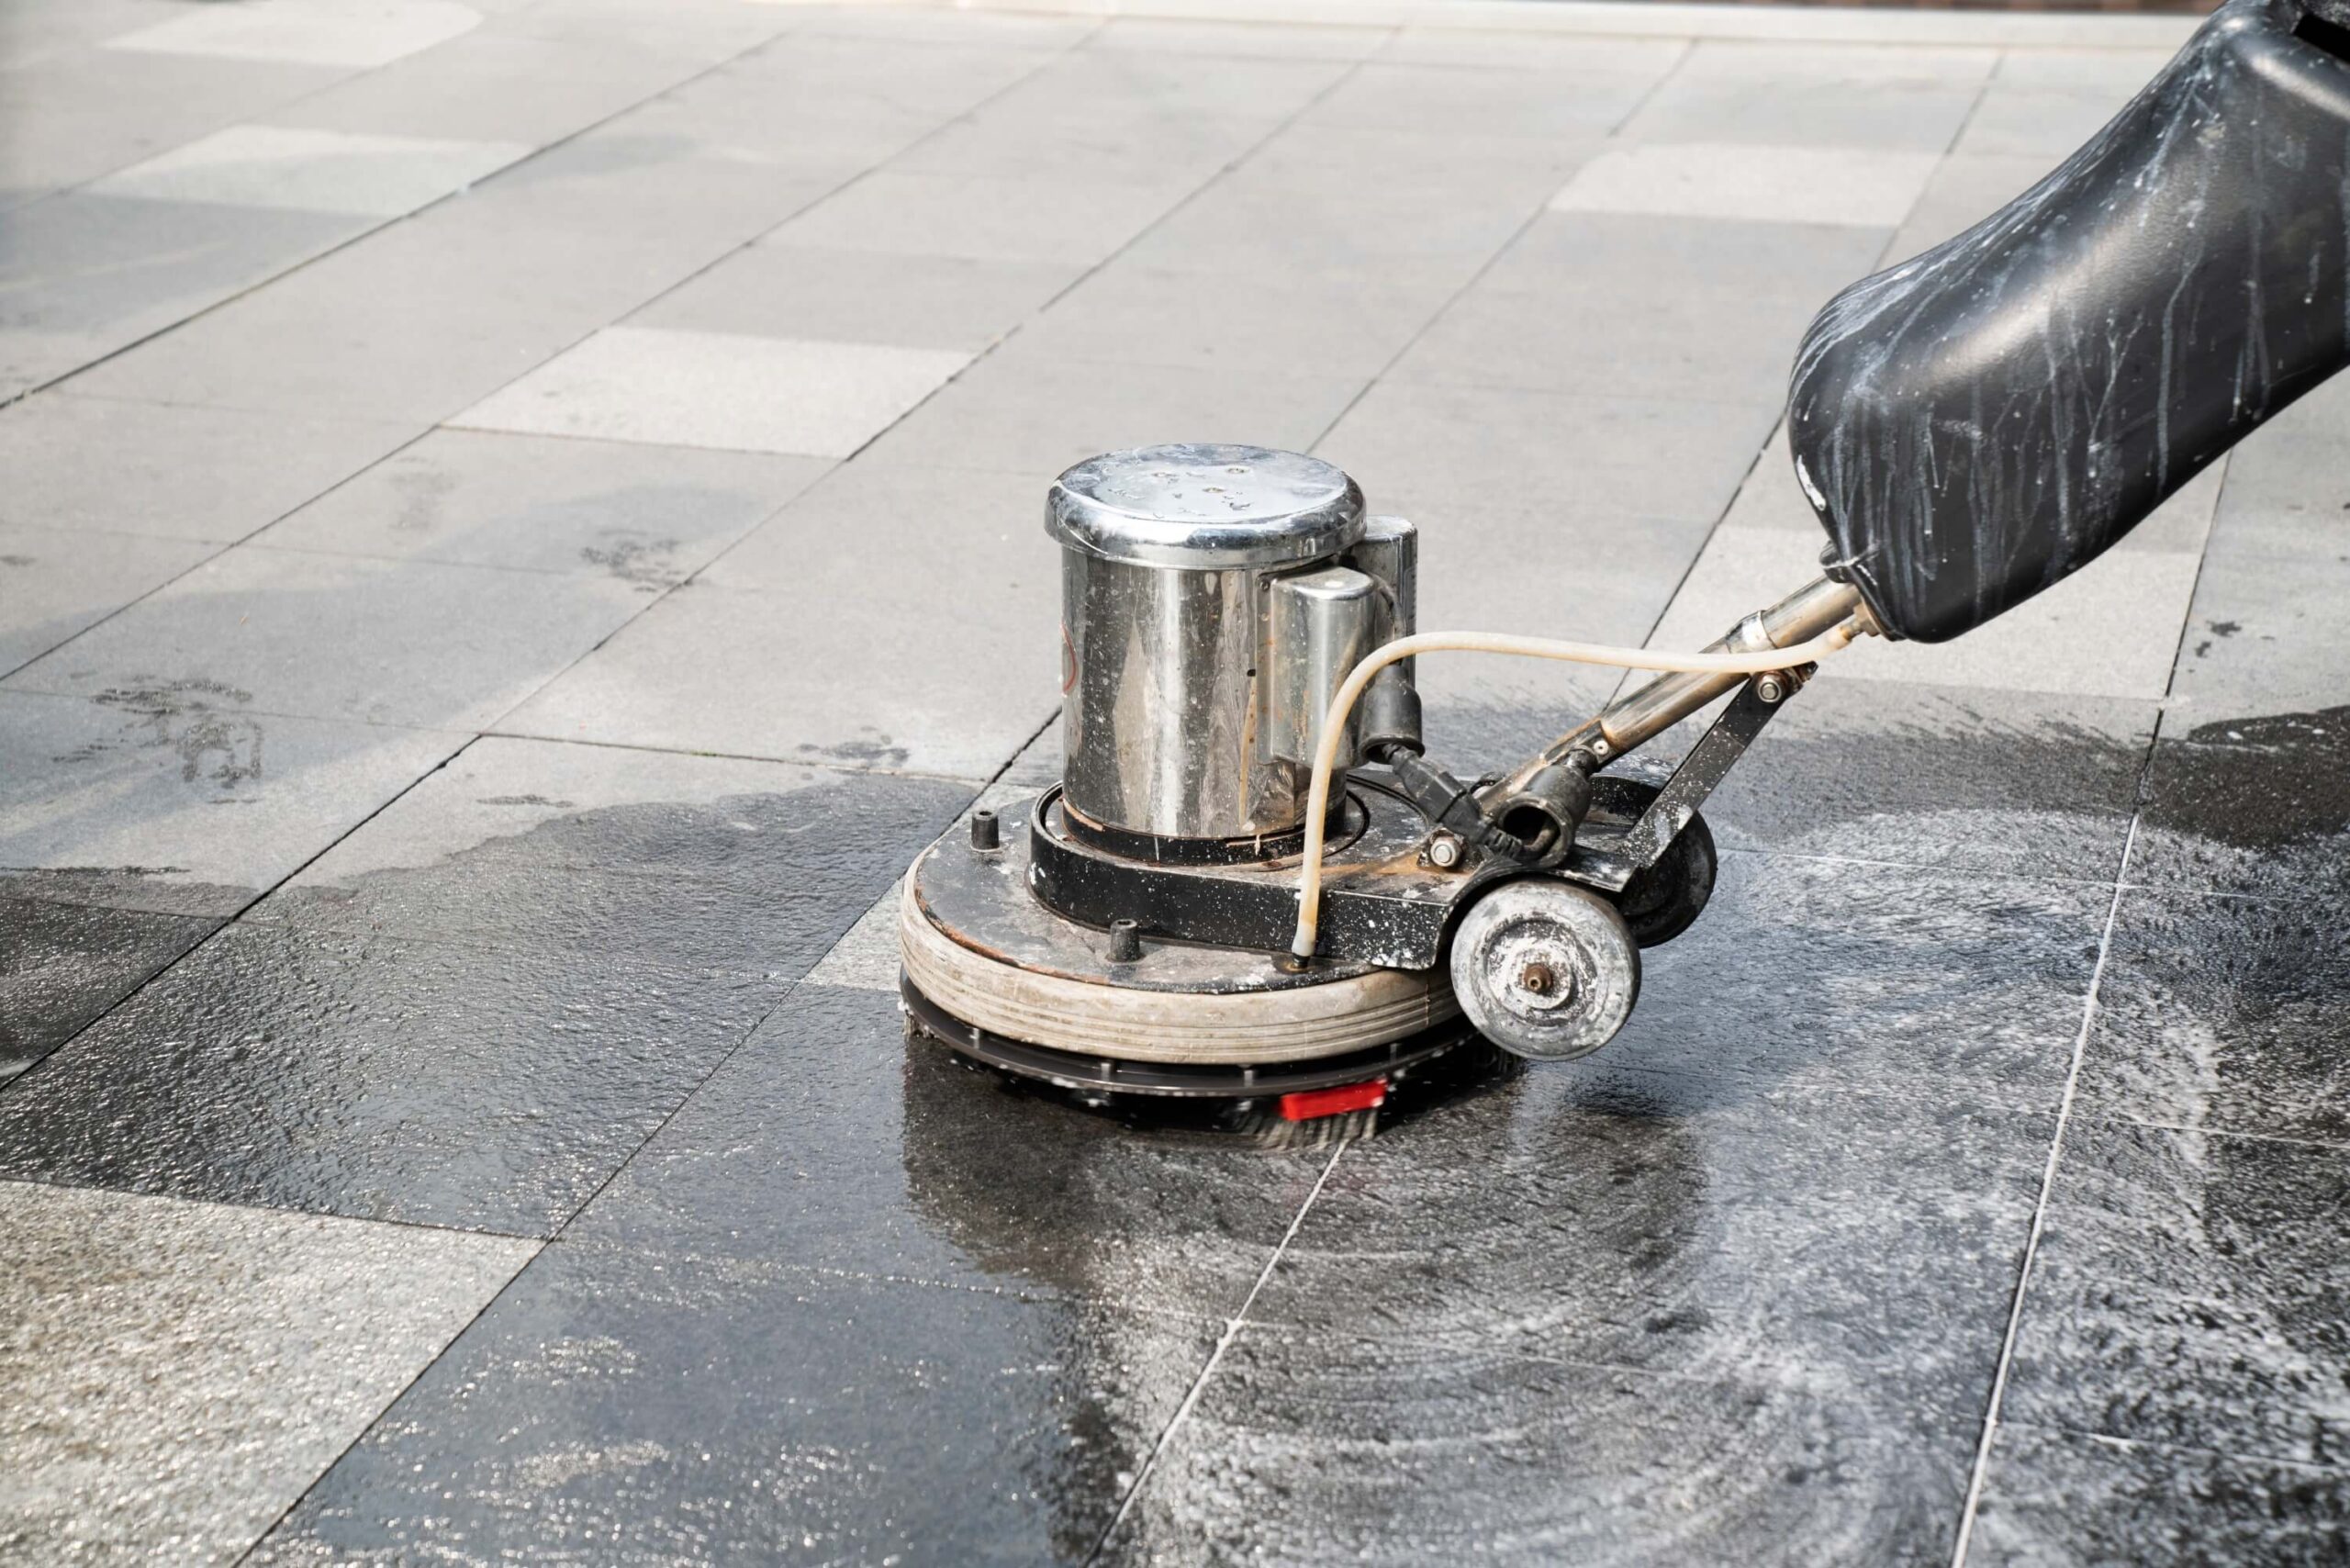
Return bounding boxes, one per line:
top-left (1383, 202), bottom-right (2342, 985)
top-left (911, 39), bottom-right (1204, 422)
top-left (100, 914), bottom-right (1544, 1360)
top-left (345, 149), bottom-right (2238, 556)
top-left (1290, 623), bottom-right (1863, 958)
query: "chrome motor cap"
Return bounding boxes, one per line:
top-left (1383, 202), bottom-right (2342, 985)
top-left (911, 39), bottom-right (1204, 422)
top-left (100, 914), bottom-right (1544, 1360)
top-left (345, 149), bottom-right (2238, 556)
top-left (1046, 443), bottom-right (1365, 570)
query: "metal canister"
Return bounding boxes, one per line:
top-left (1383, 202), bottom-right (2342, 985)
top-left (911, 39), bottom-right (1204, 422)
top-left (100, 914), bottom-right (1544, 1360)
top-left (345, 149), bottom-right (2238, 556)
top-left (1049, 443), bottom-right (1373, 850)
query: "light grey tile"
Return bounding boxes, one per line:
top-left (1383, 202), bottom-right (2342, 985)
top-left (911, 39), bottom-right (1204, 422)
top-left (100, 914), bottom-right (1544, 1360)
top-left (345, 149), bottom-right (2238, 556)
top-left (1958, 84), bottom-right (2133, 159)
top-left (498, 578), bottom-right (1058, 781)
top-left (103, 0), bottom-right (483, 68)
top-left (1651, 523), bottom-right (2203, 700)
top-left (0, 1180), bottom-right (532, 1568)
top-left (0, 193), bottom-right (368, 392)
top-left (2206, 373), bottom-right (2350, 554)
top-left (0, 394), bottom-right (420, 545)
top-left (1241, 119), bottom-right (1594, 194)
top-left (460, 121), bottom-right (851, 245)
top-left (1315, 377), bottom-right (1781, 532)
top-left (1014, 261), bottom-right (1458, 380)
top-left (451, 328), bottom-right (970, 458)
top-left (1621, 73), bottom-right (1978, 151)
top-left (1480, 207), bottom-right (1889, 298)
top-left (632, 246), bottom-right (1084, 354)
top-left (785, 4), bottom-right (1097, 49)
top-left (696, 458), bottom-right (1046, 594)
top-left (1090, 17), bottom-right (1390, 62)
top-left (861, 347), bottom-right (1366, 477)
top-left (887, 101), bottom-right (1280, 187)
top-left (3, 545), bottom-right (650, 731)
top-left (0, 47), bottom-right (344, 195)
top-left (1300, 60), bottom-right (1667, 140)
top-left (1886, 151), bottom-right (2062, 261)
top-left (1378, 29), bottom-right (1687, 72)
top-left (255, 430), bottom-right (829, 584)
top-left (1552, 142), bottom-right (1941, 229)
top-left (0, 688), bottom-right (464, 915)
top-left (87, 124), bottom-right (528, 218)
top-left (0, 525), bottom-right (212, 674)
top-left (766, 169), bottom-right (1198, 266)
top-left (263, 27), bottom-right (713, 144)
top-left (1991, 47), bottom-right (2179, 91)
top-left (972, 43), bottom-right (1350, 120)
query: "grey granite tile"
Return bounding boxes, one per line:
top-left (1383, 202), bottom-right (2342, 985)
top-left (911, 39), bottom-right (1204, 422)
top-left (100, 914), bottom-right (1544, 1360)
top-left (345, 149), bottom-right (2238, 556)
top-left (2168, 546), bottom-right (2350, 722)
top-left (2203, 374), bottom-right (2350, 554)
top-left (1628, 676), bottom-right (2154, 882)
top-left (1957, 84), bottom-right (2135, 159)
top-left (1300, 59), bottom-right (1668, 140)
top-left (1013, 262), bottom-right (1459, 381)
top-left (863, 348), bottom-right (1366, 480)
top-left (573, 984), bottom-right (1329, 1318)
top-left (4, 544), bottom-right (650, 731)
top-left (251, 741), bottom-right (970, 976)
top-left (1620, 73), bottom-right (1978, 151)
top-left (1102, 1327), bottom-right (1978, 1567)
top-left (2132, 713), bottom-right (2350, 905)
top-left (0, 1181), bottom-right (532, 1568)
top-left (0, 191), bottom-right (369, 392)
top-left (1248, 1068), bottom-right (2049, 1424)
top-left (0, 524), bottom-right (213, 674)
top-left (0, 688), bottom-right (464, 917)
top-left (1886, 151), bottom-right (2062, 261)
top-left (634, 245), bottom-right (1086, 353)
top-left (103, 0), bottom-right (480, 67)
top-left (1552, 141), bottom-right (1935, 229)
top-left (767, 169), bottom-right (1200, 266)
top-left (0, 393), bottom-right (420, 545)
top-left (1473, 207), bottom-right (1889, 305)
top-left (2075, 887), bottom-right (2350, 1150)
top-left (1315, 378), bottom-right (1780, 532)
top-left (2002, 1119), bottom-right (2350, 1465)
top-left (0, 919), bottom-right (778, 1236)
top-left (1091, 17), bottom-right (1390, 61)
top-left (981, 43), bottom-right (1349, 121)
top-left (0, 894), bottom-right (217, 1080)
top-left (1377, 30), bottom-right (1689, 72)
top-left (695, 455), bottom-right (1048, 593)
top-left (254, 430), bottom-right (827, 583)
top-left (451, 327), bottom-right (970, 458)
top-left (788, 4), bottom-right (1098, 50)
top-left (1969, 1422), bottom-right (2350, 1568)
top-left (246, 1248), bottom-right (1215, 1568)
top-left (86, 123), bottom-right (529, 218)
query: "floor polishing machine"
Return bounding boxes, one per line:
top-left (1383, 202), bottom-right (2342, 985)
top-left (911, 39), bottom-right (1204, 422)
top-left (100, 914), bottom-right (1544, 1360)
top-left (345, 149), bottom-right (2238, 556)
top-left (899, 0), bottom-right (2350, 1129)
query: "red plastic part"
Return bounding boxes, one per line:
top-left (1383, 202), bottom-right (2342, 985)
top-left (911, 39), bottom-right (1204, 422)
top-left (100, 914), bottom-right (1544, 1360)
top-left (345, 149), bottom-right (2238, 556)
top-left (1277, 1078), bottom-right (1389, 1122)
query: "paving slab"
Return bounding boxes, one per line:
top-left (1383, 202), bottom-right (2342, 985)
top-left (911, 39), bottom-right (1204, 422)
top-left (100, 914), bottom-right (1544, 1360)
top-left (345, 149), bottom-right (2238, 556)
top-left (1969, 1422), bottom-right (2350, 1568)
top-left (452, 327), bottom-right (971, 457)
top-left (251, 739), bottom-right (969, 979)
top-left (769, 167), bottom-right (1202, 266)
top-left (1102, 1327), bottom-right (1978, 1567)
top-left (2001, 1118), bottom-right (2350, 1466)
top-left (0, 393), bottom-right (421, 545)
top-left (1957, 80), bottom-right (2136, 159)
top-left (0, 687), bottom-right (464, 917)
top-left (1092, 15), bottom-right (1391, 61)
top-left (254, 429), bottom-right (828, 584)
top-left (0, 895), bottom-right (218, 1081)
top-left (0, 1180), bottom-right (532, 1568)
top-left (2132, 710), bottom-right (2350, 906)
top-left (0, 191), bottom-right (368, 393)
top-left (103, 0), bottom-right (484, 70)
top-left (1300, 58), bottom-right (1669, 140)
top-left (574, 984), bottom-right (1331, 1317)
top-left (1886, 150), bottom-right (2063, 261)
top-left (5, 543), bottom-right (651, 731)
top-left (635, 245), bottom-right (1086, 353)
top-left (0, 524), bottom-right (214, 675)
top-left (245, 1245), bottom-right (1216, 1568)
top-left (1620, 38), bottom-right (1987, 150)
top-left (87, 123), bottom-right (529, 218)
top-left (1551, 140), bottom-right (1940, 229)
top-left (0, 918), bottom-right (780, 1235)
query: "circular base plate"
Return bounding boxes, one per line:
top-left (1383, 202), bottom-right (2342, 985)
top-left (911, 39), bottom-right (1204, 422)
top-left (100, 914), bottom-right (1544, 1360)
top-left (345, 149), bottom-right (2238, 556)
top-left (901, 810), bottom-right (1460, 1068)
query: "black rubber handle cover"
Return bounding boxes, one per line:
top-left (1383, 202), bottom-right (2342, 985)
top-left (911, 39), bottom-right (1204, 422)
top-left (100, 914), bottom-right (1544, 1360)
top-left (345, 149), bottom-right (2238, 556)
top-left (1787, 0), bottom-right (2350, 643)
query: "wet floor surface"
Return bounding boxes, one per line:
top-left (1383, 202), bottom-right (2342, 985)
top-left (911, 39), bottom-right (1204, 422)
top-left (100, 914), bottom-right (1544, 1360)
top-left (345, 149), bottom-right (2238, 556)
top-left (6, 3), bottom-right (2350, 1564)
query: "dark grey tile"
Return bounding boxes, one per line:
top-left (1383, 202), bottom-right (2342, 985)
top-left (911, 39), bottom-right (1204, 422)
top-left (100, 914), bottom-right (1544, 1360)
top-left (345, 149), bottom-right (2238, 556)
top-left (2003, 1120), bottom-right (2350, 1465)
top-left (1969, 1422), bottom-right (2350, 1568)
top-left (2132, 713), bottom-right (2350, 906)
top-left (255, 767), bottom-right (973, 973)
top-left (1102, 1327), bottom-right (1976, 1567)
top-left (247, 1246), bottom-right (1216, 1568)
top-left (573, 985), bottom-right (1333, 1320)
top-left (0, 894), bottom-right (218, 1080)
top-left (1248, 1068), bottom-right (2047, 1427)
top-left (2075, 887), bottom-right (2350, 1148)
top-left (1542, 851), bottom-right (2106, 1109)
top-left (0, 921), bottom-right (778, 1237)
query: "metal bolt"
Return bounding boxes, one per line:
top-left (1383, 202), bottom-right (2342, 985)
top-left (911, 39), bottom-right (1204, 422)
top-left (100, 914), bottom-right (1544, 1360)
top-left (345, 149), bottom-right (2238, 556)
top-left (970, 809), bottom-right (1001, 850)
top-left (1754, 674), bottom-right (1787, 704)
top-left (1426, 832), bottom-right (1463, 869)
top-left (1519, 960), bottom-right (1556, 995)
top-left (1274, 951), bottom-right (1311, 974)
top-left (1589, 738), bottom-right (1612, 759)
top-left (1107, 918), bottom-right (1143, 963)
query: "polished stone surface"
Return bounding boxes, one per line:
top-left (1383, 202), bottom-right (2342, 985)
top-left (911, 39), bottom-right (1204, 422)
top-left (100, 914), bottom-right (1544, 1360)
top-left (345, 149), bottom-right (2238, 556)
top-left (5, 3), bottom-right (2344, 1562)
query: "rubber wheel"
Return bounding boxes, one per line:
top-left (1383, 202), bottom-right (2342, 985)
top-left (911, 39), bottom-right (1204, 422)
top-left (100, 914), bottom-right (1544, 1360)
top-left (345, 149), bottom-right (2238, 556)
top-left (1449, 879), bottom-right (1640, 1062)
top-left (1589, 776), bottom-right (1717, 948)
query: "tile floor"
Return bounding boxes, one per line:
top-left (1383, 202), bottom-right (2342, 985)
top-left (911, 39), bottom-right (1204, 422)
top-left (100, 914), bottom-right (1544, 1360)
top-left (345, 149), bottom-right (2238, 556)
top-left (4, 1), bottom-right (2347, 1563)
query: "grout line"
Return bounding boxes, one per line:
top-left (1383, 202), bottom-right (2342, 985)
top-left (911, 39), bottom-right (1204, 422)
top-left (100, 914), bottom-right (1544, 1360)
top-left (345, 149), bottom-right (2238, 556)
top-left (2096, 1114), bottom-right (2350, 1158)
top-left (1083, 1134), bottom-right (1351, 1563)
top-left (1947, 807), bottom-right (2141, 1567)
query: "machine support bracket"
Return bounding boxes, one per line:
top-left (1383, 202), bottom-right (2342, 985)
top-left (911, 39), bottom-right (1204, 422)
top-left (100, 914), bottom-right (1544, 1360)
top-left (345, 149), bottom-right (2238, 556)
top-left (1614, 676), bottom-right (1791, 872)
